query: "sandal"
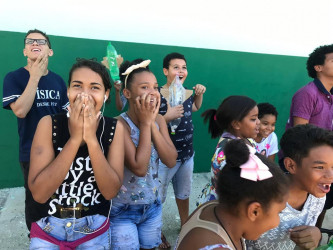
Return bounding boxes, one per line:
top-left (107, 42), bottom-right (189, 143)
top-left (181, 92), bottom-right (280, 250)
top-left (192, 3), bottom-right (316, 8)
top-left (158, 232), bottom-right (171, 249)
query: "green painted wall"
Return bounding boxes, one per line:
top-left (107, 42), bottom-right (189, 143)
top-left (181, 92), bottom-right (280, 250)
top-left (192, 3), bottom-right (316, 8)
top-left (0, 31), bottom-right (310, 188)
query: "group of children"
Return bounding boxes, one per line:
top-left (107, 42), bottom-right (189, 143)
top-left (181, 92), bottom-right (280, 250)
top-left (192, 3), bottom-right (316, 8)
top-left (190, 95), bottom-right (332, 249)
top-left (24, 45), bottom-right (207, 249)
top-left (3, 29), bottom-right (333, 250)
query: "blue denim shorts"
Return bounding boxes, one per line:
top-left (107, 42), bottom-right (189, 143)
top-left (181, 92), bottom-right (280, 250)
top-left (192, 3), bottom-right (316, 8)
top-left (159, 155), bottom-right (194, 203)
top-left (109, 200), bottom-right (162, 250)
top-left (29, 214), bottom-right (111, 249)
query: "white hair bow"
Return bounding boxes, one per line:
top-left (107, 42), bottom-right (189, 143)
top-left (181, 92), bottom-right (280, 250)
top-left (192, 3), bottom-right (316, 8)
top-left (122, 60), bottom-right (151, 88)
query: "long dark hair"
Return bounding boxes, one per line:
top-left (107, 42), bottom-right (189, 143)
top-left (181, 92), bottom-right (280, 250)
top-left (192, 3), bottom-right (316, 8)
top-left (202, 96), bottom-right (257, 138)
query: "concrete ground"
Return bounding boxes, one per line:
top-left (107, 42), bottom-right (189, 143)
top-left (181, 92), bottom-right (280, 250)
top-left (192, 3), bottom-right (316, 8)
top-left (0, 173), bottom-right (332, 249)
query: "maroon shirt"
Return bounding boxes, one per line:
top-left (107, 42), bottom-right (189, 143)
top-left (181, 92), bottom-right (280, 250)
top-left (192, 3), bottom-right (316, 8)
top-left (285, 78), bottom-right (333, 131)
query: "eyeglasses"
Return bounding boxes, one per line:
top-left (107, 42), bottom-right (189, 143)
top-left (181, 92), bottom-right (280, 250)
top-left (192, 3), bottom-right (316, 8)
top-left (25, 38), bottom-right (48, 46)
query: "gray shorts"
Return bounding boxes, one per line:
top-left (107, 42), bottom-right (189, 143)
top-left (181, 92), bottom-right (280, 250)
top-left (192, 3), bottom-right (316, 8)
top-left (158, 155), bottom-right (194, 203)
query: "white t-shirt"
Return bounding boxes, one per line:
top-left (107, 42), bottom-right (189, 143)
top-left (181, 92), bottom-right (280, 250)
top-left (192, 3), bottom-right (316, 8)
top-left (246, 194), bottom-right (326, 250)
top-left (255, 132), bottom-right (279, 157)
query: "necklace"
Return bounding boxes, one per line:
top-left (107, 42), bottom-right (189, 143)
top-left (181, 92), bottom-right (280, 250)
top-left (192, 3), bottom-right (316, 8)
top-left (213, 206), bottom-right (240, 250)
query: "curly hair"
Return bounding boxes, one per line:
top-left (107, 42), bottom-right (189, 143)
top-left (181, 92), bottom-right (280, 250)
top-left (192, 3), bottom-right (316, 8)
top-left (163, 52), bottom-right (186, 69)
top-left (306, 44), bottom-right (333, 78)
top-left (257, 103), bottom-right (278, 119)
top-left (280, 124), bottom-right (333, 166)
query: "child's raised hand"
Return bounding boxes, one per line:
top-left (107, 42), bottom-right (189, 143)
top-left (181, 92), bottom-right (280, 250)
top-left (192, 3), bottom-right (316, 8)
top-left (27, 53), bottom-right (48, 80)
top-left (82, 95), bottom-right (100, 143)
top-left (289, 225), bottom-right (321, 249)
top-left (167, 104), bottom-right (184, 120)
top-left (113, 81), bottom-right (122, 92)
top-left (193, 84), bottom-right (206, 96)
top-left (116, 55), bottom-right (124, 67)
top-left (101, 57), bottom-right (109, 69)
top-left (67, 93), bottom-right (84, 143)
top-left (152, 94), bottom-right (161, 121)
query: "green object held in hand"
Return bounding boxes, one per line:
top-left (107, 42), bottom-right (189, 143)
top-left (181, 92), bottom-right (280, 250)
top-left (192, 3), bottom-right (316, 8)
top-left (317, 239), bottom-right (333, 250)
top-left (106, 42), bottom-right (120, 82)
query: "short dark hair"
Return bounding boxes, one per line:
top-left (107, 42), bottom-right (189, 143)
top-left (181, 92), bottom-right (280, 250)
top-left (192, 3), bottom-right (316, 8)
top-left (68, 58), bottom-right (111, 96)
top-left (280, 124), bottom-right (333, 166)
top-left (306, 44), bottom-right (333, 78)
top-left (216, 139), bottom-right (289, 214)
top-left (24, 29), bottom-right (52, 49)
top-left (257, 103), bottom-right (278, 120)
top-left (119, 58), bottom-right (152, 90)
top-left (202, 96), bottom-right (257, 139)
top-left (163, 52), bottom-right (186, 69)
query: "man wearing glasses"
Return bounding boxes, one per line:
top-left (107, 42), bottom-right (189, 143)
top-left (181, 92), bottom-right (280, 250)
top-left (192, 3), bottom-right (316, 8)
top-left (2, 29), bottom-right (69, 232)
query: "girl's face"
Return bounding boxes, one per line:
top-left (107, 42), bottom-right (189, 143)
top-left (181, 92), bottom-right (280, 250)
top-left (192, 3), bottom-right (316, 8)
top-left (163, 59), bottom-right (188, 85)
top-left (234, 106), bottom-right (260, 139)
top-left (292, 145), bottom-right (333, 198)
top-left (68, 67), bottom-right (109, 112)
top-left (124, 71), bottom-right (160, 101)
top-left (245, 196), bottom-right (287, 240)
top-left (258, 114), bottom-right (276, 139)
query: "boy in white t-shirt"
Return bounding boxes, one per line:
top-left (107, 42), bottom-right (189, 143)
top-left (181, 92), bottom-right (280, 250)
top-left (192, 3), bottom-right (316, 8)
top-left (255, 103), bottom-right (278, 161)
top-left (247, 124), bottom-right (333, 249)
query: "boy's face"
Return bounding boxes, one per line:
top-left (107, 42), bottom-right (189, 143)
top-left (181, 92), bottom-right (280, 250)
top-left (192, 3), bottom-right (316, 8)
top-left (163, 59), bottom-right (188, 85)
top-left (315, 52), bottom-right (333, 78)
top-left (294, 145), bottom-right (333, 198)
top-left (258, 114), bottom-right (276, 139)
top-left (23, 32), bottom-right (53, 61)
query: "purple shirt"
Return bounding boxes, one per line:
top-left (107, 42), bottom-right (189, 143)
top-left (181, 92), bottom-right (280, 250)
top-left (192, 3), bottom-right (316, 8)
top-left (286, 79), bottom-right (333, 131)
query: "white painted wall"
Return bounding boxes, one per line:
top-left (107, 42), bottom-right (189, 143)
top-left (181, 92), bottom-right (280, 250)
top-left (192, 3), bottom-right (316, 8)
top-left (1, 0), bottom-right (332, 56)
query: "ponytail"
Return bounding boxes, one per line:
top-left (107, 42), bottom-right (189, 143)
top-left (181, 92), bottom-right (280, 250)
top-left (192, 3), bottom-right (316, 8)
top-left (202, 109), bottom-right (223, 139)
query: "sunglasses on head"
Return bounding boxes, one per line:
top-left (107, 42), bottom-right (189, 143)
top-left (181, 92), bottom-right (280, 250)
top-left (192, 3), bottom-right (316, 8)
top-left (25, 38), bottom-right (48, 46)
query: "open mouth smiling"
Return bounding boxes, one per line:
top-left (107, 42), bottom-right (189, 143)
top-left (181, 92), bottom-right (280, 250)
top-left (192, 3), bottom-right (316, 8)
top-left (318, 183), bottom-right (331, 193)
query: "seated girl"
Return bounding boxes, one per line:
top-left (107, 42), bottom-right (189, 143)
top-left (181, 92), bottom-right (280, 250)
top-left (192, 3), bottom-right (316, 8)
top-left (176, 139), bottom-right (289, 250)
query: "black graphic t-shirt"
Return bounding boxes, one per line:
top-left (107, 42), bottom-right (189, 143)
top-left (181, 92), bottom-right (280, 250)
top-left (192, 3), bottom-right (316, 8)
top-left (47, 113), bottom-right (117, 218)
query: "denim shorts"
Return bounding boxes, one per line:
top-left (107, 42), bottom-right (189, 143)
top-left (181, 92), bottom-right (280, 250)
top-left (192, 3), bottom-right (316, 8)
top-left (109, 200), bottom-right (162, 250)
top-left (159, 155), bottom-right (194, 203)
top-left (30, 214), bottom-right (111, 249)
